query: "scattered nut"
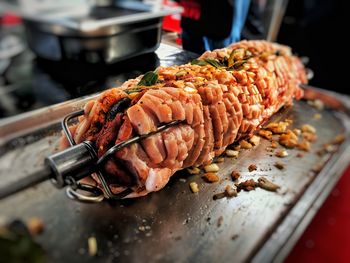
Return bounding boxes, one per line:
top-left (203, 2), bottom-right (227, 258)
top-left (296, 152), bottom-right (304, 158)
top-left (298, 140), bottom-right (310, 151)
top-left (239, 140), bottom-right (253, 149)
top-left (225, 149), bottom-right (239, 158)
top-left (235, 179), bottom-right (257, 192)
top-left (225, 185), bottom-right (237, 197)
top-left (187, 167), bottom-right (201, 175)
top-left (27, 217), bottom-right (44, 235)
top-left (257, 177), bottom-right (280, 192)
top-left (249, 135), bottom-right (261, 146)
top-left (333, 134), bottom-right (345, 144)
top-left (217, 216), bottom-right (224, 227)
top-left (190, 182), bottom-right (199, 193)
top-left (213, 192), bottom-right (226, 200)
top-left (279, 130), bottom-right (298, 148)
top-left (293, 128), bottom-right (301, 136)
top-left (216, 157), bottom-right (225, 163)
top-left (203, 173), bottom-right (220, 183)
top-left (265, 121), bottom-right (289, 134)
top-left (302, 132), bottom-right (317, 142)
top-left (204, 163), bottom-right (220, 173)
top-left (274, 161), bottom-right (285, 170)
top-left (301, 124), bottom-right (316, 134)
top-left (248, 164), bottom-right (257, 172)
top-left (270, 141), bottom-right (279, 148)
top-left (275, 149), bottom-right (288, 157)
top-left (324, 144), bottom-right (337, 153)
top-left (313, 113), bottom-right (322, 120)
top-left (233, 144), bottom-right (241, 151)
top-left (258, 129), bottom-right (273, 140)
top-left (308, 99), bottom-right (324, 110)
top-left (312, 163), bottom-right (323, 173)
top-left (231, 170), bottom-right (241, 181)
top-left (88, 236), bottom-right (98, 257)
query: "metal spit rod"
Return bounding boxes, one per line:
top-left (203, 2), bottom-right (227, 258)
top-left (0, 108), bottom-right (182, 201)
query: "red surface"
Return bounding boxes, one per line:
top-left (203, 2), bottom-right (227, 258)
top-left (162, 0), bottom-right (182, 33)
top-left (0, 12), bottom-right (22, 25)
top-left (285, 165), bottom-right (350, 263)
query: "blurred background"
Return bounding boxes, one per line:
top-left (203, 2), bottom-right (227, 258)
top-left (0, 0), bottom-right (346, 119)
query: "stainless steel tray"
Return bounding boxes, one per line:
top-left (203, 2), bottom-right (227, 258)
top-left (1, 83), bottom-right (350, 262)
top-left (20, 2), bottom-right (182, 63)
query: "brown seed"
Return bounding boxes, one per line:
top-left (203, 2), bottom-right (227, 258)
top-left (216, 157), bottom-right (225, 163)
top-left (217, 216), bottom-right (224, 227)
top-left (27, 217), bottom-right (44, 235)
top-left (235, 179), bottom-right (257, 192)
top-left (274, 161), bottom-right (285, 170)
top-left (231, 170), bottom-right (241, 181)
top-left (302, 132), bottom-right (317, 142)
top-left (225, 185), bottom-right (237, 197)
top-left (233, 144), bottom-right (241, 151)
top-left (258, 129), bottom-right (273, 140)
top-left (248, 164), bottom-right (257, 172)
top-left (296, 152), bottom-right (304, 158)
top-left (203, 173), bottom-right (220, 183)
top-left (333, 134), bottom-right (345, 144)
top-left (257, 177), bottom-right (280, 192)
top-left (298, 140), bottom-right (311, 151)
top-left (239, 140), bottom-right (253, 149)
top-left (213, 192), bottom-right (226, 200)
top-left (275, 149), bottom-right (288, 157)
top-left (271, 141), bottom-right (278, 148)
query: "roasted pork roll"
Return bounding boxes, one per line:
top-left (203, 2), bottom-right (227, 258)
top-left (61, 40), bottom-right (306, 198)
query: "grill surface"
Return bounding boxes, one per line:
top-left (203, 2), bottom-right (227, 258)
top-left (1, 48), bottom-right (350, 263)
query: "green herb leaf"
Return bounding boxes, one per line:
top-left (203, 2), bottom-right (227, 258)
top-left (229, 60), bottom-right (248, 71)
top-left (191, 59), bottom-right (208, 66)
top-left (125, 87), bottom-right (141, 94)
top-left (227, 50), bottom-right (236, 68)
top-left (203, 58), bottom-right (225, 68)
top-left (138, 71), bottom-right (158, 86)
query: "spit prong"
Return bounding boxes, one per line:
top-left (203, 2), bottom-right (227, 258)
top-left (96, 120), bottom-right (184, 166)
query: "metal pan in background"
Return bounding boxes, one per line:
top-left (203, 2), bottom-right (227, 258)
top-left (20, 1), bottom-right (182, 64)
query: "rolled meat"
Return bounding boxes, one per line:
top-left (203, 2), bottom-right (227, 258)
top-left (61, 40), bottom-right (306, 198)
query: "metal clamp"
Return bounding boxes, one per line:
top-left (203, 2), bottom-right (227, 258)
top-left (61, 110), bottom-right (183, 202)
top-left (66, 183), bottom-right (104, 203)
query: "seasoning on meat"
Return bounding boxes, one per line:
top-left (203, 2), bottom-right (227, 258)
top-left (61, 40), bottom-right (306, 198)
